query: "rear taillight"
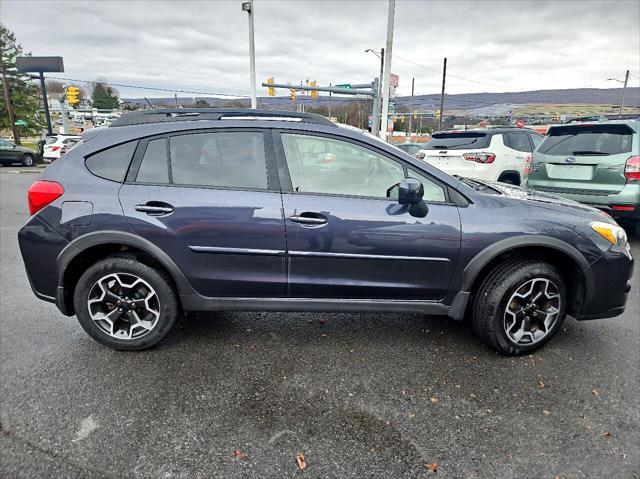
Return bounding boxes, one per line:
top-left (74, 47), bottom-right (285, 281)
top-left (50, 146), bottom-right (61, 152)
top-left (611, 205), bottom-right (636, 212)
top-left (28, 180), bottom-right (64, 215)
top-left (524, 154), bottom-right (533, 175)
top-left (416, 152), bottom-right (425, 160)
top-left (463, 152), bottom-right (496, 164)
top-left (624, 156), bottom-right (640, 181)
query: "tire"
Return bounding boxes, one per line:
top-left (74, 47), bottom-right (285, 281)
top-left (472, 259), bottom-right (567, 355)
top-left (22, 154), bottom-right (34, 167)
top-left (73, 255), bottom-right (179, 350)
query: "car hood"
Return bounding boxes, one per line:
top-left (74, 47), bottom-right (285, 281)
top-left (480, 180), bottom-right (615, 223)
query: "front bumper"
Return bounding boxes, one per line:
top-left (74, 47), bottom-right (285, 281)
top-left (575, 247), bottom-right (634, 320)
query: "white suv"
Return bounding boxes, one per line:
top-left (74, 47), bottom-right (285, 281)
top-left (43, 134), bottom-right (82, 163)
top-left (418, 128), bottom-right (544, 185)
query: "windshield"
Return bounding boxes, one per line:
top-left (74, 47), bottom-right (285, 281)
top-left (423, 132), bottom-right (491, 150)
top-left (538, 124), bottom-right (634, 156)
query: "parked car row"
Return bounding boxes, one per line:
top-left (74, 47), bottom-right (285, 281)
top-left (406, 121), bottom-right (639, 232)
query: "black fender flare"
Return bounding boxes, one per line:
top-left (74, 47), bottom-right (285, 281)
top-left (449, 235), bottom-right (595, 320)
top-left (56, 230), bottom-right (196, 295)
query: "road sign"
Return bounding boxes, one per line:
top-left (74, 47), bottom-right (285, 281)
top-left (389, 73), bottom-right (399, 88)
top-left (335, 84), bottom-right (352, 89)
top-left (388, 101), bottom-right (396, 114)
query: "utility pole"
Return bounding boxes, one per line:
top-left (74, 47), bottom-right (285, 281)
top-left (242, 1), bottom-right (257, 109)
top-left (438, 57), bottom-right (447, 131)
top-left (619, 69), bottom-right (629, 118)
top-left (379, 0), bottom-right (395, 140)
top-left (0, 48), bottom-right (20, 144)
top-left (328, 83), bottom-right (332, 119)
top-left (407, 77), bottom-right (414, 141)
top-left (174, 93), bottom-right (178, 108)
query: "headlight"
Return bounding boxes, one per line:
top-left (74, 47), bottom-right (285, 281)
top-left (589, 221), bottom-right (628, 247)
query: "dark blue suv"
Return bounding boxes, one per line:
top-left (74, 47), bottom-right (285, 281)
top-left (19, 109), bottom-right (634, 355)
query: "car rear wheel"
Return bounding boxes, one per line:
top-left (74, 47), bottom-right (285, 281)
top-left (73, 255), bottom-right (179, 350)
top-left (472, 259), bottom-right (567, 355)
top-left (22, 154), bottom-right (34, 167)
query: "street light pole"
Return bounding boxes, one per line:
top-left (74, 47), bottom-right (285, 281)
top-left (242, 1), bottom-right (257, 109)
top-left (379, 0), bottom-right (395, 140)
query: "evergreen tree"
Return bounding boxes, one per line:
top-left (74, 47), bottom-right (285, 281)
top-left (0, 24), bottom-right (47, 142)
top-left (91, 81), bottom-right (119, 110)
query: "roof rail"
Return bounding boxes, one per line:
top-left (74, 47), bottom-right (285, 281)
top-left (109, 108), bottom-right (335, 128)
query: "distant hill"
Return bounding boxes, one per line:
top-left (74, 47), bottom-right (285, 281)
top-left (125, 87), bottom-right (640, 116)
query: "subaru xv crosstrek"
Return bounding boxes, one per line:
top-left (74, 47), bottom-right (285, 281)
top-left (19, 109), bottom-right (634, 355)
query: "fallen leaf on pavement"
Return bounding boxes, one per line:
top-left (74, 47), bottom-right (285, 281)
top-left (430, 397), bottom-right (439, 404)
top-left (538, 379), bottom-right (545, 389)
top-left (296, 452), bottom-right (307, 471)
top-left (592, 389), bottom-right (599, 396)
top-left (232, 450), bottom-right (242, 458)
top-left (603, 431), bottom-right (613, 439)
top-left (319, 319), bottom-right (327, 325)
top-left (425, 462), bottom-right (438, 472)
top-left (543, 410), bottom-right (550, 415)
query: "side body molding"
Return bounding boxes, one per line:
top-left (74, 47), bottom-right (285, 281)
top-left (57, 230), bottom-right (197, 295)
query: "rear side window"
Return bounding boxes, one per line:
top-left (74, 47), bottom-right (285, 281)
top-left (504, 132), bottom-right (532, 152)
top-left (136, 138), bottom-right (169, 184)
top-left (85, 141), bottom-right (137, 182)
top-left (169, 131), bottom-right (267, 189)
top-left (424, 132), bottom-right (490, 150)
top-left (538, 124), bottom-right (634, 156)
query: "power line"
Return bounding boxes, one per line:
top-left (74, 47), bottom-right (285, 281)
top-left (40, 76), bottom-right (250, 99)
top-left (393, 54), bottom-right (518, 90)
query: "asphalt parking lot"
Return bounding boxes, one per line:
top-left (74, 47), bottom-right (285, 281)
top-left (1, 167), bottom-right (638, 478)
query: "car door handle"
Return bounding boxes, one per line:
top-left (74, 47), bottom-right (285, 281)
top-left (135, 203), bottom-right (174, 215)
top-left (289, 213), bottom-right (328, 225)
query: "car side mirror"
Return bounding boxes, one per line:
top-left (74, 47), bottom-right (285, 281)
top-left (398, 178), bottom-right (424, 205)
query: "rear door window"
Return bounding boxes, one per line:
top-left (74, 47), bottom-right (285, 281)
top-left (424, 132), bottom-right (491, 150)
top-left (538, 124), bottom-right (634, 156)
top-left (169, 131), bottom-right (268, 189)
top-left (85, 141), bottom-right (137, 182)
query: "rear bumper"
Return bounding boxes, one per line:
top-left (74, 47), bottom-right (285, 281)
top-left (526, 182), bottom-right (640, 221)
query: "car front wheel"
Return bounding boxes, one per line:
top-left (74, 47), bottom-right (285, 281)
top-left (73, 255), bottom-right (179, 350)
top-left (472, 259), bottom-right (567, 355)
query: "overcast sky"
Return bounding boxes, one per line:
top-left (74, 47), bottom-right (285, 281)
top-left (2, 0), bottom-right (639, 98)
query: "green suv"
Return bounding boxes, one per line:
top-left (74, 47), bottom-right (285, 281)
top-left (525, 120), bottom-right (640, 232)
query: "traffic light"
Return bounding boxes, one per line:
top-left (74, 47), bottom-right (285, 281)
top-left (290, 88), bottom-right (297, 101)
top-left (310, 81), bottom-right (318, 99)
top-left (267, 77), bottom-right (276, 96)
top-left (66, 86), bottom-right (80, 106)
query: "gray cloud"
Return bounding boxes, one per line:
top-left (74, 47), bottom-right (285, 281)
top-left (1, 0), bottom-right (638, 98)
